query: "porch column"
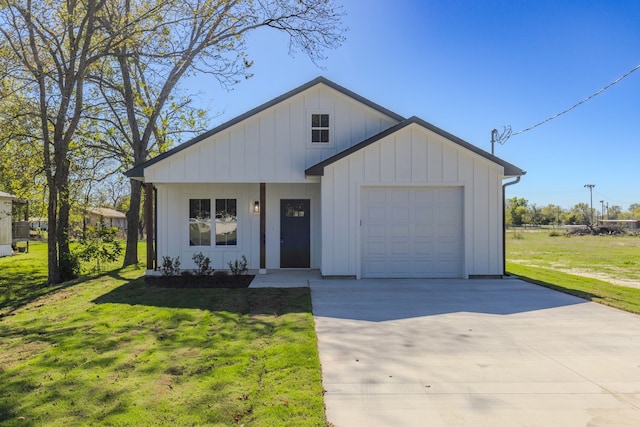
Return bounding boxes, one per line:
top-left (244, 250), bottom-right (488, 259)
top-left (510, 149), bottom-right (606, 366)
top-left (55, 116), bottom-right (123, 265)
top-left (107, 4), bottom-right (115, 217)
top-left (145, 182), bottom-right (154, 271)
top-left (259, 183), bottom-right (266, 274)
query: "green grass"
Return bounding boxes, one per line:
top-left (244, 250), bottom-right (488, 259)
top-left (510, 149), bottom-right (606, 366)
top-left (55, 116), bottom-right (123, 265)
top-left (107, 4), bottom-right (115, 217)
top-left (0, 241), bottom-right (146, 316)
top-left (506, 230), bottom-right (640, 282)
top-left (0, 244), bottom-right (326, 426)
top-left (506, 230), bottom-right (640, 314)
top-left (506, 263), bottom-right (640, 314)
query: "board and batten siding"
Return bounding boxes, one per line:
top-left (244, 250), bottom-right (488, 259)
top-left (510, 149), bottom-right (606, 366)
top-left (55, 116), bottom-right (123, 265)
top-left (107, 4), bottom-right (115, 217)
top-left (155, 183), bottom-right (321, 271)
top-left (144, 84), bottom-right (400, 184)
top-left (321, 123), bottom-right (505, 278)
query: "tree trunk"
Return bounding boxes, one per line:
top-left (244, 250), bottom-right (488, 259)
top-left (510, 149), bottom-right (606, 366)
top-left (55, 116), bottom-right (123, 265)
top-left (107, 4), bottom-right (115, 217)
top-left (123, 178), bottom-right (142, 266)
top-left (46, 186), bottom-right (60, 285)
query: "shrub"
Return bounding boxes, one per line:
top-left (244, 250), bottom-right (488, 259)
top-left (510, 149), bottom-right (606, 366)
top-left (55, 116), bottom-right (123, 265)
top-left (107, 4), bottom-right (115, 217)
top-left (192, 252), bottom-right (213, 275)
top-left (160, 256), bottom-right (181, 276)
top-left (59, 251), bottom-right (81, 282)
top-left (228, 255), bottom-right (248, 278)
top-left (75, 221), bottom-right (123, 273)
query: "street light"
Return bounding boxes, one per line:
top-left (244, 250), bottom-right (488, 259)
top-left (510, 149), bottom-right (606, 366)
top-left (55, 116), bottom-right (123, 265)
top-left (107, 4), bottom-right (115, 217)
top-left (584, 184), bottom-right (595, 224)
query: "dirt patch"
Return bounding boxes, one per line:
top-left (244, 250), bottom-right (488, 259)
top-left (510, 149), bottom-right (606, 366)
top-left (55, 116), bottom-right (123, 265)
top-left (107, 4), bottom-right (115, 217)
top-left (560, 268), bottom-right (640, 289)
top-left (511, 260), bottom-right (640, 289)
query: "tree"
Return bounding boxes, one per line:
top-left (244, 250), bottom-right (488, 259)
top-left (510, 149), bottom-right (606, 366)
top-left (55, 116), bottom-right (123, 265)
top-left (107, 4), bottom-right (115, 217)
top-left (567, 202), bottom-right (592, 226)
top-left (539, 204), bottom-right (563, 226)
top-left (607, 205), bottom-right (622, 220)
top-left (0, 0), bottom-right (116, 283)
top-left (88, 0), bottom-right (346, 266)
top-left (506, 197), bottom-right (528, 226)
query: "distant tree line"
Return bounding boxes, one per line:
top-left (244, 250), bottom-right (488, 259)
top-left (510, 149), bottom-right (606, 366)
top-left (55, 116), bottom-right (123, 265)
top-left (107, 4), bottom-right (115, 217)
top-left (506, 197), bottom-right (640, 227)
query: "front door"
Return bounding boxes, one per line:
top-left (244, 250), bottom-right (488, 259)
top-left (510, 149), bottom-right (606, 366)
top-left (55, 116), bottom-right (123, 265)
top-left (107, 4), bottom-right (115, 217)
top-left (280, 199), bottom-right (310, 268)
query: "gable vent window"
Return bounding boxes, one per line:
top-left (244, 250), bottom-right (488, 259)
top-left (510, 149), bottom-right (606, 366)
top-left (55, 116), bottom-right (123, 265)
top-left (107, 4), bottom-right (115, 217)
top-left (311, 114), bottom-right (330, 143)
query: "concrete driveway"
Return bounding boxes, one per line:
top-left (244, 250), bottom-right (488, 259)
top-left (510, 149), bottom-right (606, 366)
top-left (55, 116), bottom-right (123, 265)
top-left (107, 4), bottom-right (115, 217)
top-left (310, 278), bottom-right (640, 427)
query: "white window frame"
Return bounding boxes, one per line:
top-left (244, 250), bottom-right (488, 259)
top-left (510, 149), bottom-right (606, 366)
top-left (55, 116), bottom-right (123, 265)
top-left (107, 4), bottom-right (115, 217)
top-left (184, 194), bottom-right (241, 251)
top-left (307, 111), bottom-right (334, 148)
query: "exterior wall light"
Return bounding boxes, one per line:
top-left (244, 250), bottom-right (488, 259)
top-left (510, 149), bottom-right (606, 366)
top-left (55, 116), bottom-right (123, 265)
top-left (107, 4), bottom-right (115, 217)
top-left (253, 201), bottom-right (260, 214)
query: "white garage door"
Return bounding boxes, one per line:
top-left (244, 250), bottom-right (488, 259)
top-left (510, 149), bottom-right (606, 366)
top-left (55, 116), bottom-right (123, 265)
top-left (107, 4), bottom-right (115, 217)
top-left (361, 187), bottom-right (463, 278)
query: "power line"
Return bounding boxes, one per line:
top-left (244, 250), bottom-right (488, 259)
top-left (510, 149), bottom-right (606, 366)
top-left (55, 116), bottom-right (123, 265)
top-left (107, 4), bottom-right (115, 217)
top-left (494, 64), bottom-right (640, 145)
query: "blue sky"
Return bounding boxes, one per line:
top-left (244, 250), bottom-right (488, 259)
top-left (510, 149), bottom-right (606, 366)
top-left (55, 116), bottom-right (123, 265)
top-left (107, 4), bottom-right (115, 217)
top-left (184, 0), bottom-right (640, 212)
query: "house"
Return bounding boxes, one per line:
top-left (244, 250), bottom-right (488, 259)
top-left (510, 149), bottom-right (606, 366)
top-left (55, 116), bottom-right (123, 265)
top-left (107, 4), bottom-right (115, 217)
top-left (127, 77), bottom-right (525, 278)
top-left (29, 217), bottom-right (48, 231)
top-left (84, 207), bottom-right (127, 237)
top-left (1, 192), bottom-right (30, 255)
top-left (0, 191), bottom-right (14, 257)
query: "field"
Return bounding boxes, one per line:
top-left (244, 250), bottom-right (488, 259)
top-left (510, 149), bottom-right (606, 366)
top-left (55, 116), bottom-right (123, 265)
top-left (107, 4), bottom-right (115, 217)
top-left (0, 242), bottom-right (326, 426)
top-left (506, 229), bottom-right (640, 314)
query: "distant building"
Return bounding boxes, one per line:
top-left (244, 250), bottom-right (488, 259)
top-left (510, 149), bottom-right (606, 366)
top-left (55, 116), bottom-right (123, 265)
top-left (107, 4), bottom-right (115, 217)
top-left (29, 217), bottom-right (48, 231)
top-left (598, 219), bottom-right (640, 230)
top-left (85, 207), bottom-right (127, 237)
top-left (0, 191), bottom-right (15, 257)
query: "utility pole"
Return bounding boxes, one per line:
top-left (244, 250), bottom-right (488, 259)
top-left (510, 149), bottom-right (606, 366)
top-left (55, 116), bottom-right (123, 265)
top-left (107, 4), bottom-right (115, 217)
top-left (600, 200), bottom-right (605, 222)
top-left (584, 184), bottom-right (595, 224)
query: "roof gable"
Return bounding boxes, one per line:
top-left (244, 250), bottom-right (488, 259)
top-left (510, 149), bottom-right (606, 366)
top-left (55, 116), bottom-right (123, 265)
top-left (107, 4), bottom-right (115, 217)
top-left (305, 116), bottom-right (525, 177)
top-left (126, 77), bottom-right (405, 179)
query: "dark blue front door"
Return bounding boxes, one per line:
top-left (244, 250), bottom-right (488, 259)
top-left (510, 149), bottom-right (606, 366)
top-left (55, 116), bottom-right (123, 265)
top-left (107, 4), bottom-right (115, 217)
top-left (280, 199), bottom-right (310, 268)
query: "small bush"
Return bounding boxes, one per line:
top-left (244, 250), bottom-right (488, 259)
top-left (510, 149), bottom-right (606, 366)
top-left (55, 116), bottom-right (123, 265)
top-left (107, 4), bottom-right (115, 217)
top-left (512, 232), bottom-right (524, 240)
top-left (59, 251), bottom-right (81, 282)
top-left (228, 256), bottom-right (248, 278)
top-left (76, 222), bottom-right (123, 273)
top-left (548, 230), bottom-right (562, 237)
top-left (192, 252), bottom-right (213, 275)
top-left (160, 256), bottom-right (181, 276)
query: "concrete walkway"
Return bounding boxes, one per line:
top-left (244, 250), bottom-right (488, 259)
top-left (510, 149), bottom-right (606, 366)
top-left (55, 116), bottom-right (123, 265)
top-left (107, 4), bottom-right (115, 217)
top-left (310, 278), bottom-right (640, 427)
top-left (248, 269), bottom-right (320, 288)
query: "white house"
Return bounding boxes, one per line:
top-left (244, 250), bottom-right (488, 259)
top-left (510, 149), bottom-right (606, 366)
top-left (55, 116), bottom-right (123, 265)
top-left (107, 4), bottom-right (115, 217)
top-left (0, 191), bottom-right (15, 257)
top-left (127, 77), bottom-right (525, 278)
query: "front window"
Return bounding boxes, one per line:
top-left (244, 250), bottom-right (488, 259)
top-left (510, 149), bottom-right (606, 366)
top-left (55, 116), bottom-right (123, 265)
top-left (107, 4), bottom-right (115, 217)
top-left (215, 199), bottom-right (237, 246)
top-left (189, 199), bottom-right (211, 246)
top-left (311, 113), bottom-right (330, 143)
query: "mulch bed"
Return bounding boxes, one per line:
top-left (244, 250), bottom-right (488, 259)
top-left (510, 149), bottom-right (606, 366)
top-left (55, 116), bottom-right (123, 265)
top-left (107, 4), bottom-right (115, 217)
top-left (145, 274), bottom-right (255, 288)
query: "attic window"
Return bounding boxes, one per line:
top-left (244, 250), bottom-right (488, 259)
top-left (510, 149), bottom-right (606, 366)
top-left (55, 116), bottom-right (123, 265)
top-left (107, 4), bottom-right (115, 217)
top-left (311, 114), bottom-right (330, 143)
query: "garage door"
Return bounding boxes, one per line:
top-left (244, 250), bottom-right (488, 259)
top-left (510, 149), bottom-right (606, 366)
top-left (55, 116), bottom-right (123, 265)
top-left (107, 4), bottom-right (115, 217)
top-left (361, 187), bottom-right (463, 278)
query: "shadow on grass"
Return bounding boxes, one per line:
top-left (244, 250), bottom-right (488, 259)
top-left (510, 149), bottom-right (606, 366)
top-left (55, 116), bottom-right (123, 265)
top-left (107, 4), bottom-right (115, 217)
top-left (93, 278), bottom-right (312, 316)
top-left (508, 273), bottom-right (600, 302)
top-left (1, 275), bottom-right (83, 319)
top-left (0, 266), bottom-right (144, 318)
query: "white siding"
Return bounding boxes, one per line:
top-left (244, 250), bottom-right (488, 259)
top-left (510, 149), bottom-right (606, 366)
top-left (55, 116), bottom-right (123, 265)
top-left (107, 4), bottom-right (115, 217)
top-left (321, 123), bottom-right (505, 278)
top-left (0, 198), bottom-right (12, 256)
top-left (144, 83), bottom-right (400, 184)
top-left (0, 198), bottom-right (11, 245)
top-left (155, 183), bottom-right (320, 271)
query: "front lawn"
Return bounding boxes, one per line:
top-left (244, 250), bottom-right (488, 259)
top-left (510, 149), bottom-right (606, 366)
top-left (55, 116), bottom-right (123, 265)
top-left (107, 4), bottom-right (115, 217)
top-left (0, 249), bottom-right (326, 426)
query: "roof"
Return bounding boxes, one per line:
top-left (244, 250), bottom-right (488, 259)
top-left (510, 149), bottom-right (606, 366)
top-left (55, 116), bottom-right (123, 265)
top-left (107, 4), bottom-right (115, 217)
top-left (87, 207), bottom-right (127, 219)
top-left (0, 191), bottom-right (15, 199)
top-left (126, 76), bottom-right (405, 179)
top-left (305, 116), bottom-right (526, 177)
